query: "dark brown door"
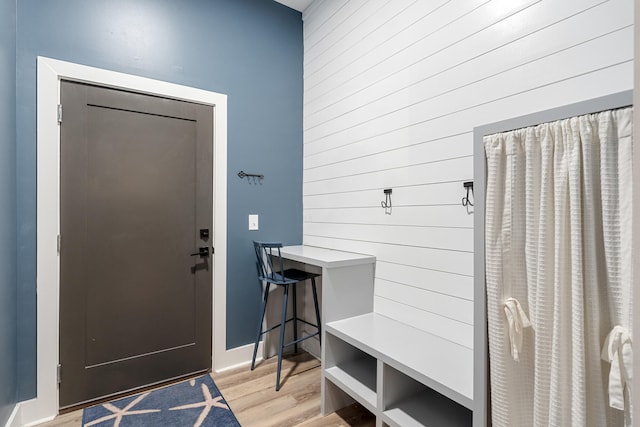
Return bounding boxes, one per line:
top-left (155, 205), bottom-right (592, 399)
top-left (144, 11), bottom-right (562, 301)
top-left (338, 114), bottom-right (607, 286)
top-left (59, 81), bottom-right (213, 408)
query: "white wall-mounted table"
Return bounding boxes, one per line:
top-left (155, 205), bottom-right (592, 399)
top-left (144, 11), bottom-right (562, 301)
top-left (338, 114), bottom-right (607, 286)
top-left (280, 245), bottom-right (376, 323)
top-left (262, 245), bottom-right (376, 361)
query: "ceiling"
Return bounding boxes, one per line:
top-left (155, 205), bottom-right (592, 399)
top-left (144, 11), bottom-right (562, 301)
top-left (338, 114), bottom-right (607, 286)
top-left (273, 0), bottom-right (313, 13)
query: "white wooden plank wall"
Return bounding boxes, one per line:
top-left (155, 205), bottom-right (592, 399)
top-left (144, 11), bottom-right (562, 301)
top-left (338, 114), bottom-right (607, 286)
top-left (302, 0), bottom-right (634, 349)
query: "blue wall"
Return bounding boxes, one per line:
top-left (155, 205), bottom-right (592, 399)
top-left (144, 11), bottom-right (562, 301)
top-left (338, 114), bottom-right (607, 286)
top-left (16, 0), bottom-right (303, 399)
top-left (0, 0), bottom-right (17, 422)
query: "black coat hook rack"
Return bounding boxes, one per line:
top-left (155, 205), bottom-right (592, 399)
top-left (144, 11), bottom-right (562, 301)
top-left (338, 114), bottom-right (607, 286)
top-left (238, 170), bottom-right (264, 184)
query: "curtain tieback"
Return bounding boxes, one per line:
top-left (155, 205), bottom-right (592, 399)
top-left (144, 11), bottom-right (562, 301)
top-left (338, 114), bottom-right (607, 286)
top-left (503, 297), bottom-right (531, 362)
top-left (601, 325), bottom-right (633, 413)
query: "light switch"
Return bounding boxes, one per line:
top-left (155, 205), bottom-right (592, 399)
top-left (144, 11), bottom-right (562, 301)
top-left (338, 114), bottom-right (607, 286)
top-left (248, 214), bottom-right (259, 230)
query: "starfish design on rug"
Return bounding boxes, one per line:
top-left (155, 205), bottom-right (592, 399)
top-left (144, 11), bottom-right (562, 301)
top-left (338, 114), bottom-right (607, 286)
top-left (84, 392), bottom-right (160, 427)
top-left (169, 383), bottom-right (230, 427)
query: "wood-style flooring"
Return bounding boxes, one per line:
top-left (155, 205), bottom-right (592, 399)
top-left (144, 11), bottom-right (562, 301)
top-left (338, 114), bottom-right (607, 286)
top-left (36, 352), bottom-right (375, 427)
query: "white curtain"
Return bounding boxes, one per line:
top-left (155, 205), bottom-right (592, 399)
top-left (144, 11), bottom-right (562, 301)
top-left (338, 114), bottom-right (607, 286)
top-left (484, 107), bottom-right (633, 427)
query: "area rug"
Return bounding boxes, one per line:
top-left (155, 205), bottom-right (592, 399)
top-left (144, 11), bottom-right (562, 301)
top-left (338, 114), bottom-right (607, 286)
top-left (82, 374), bottom-right (240, 426)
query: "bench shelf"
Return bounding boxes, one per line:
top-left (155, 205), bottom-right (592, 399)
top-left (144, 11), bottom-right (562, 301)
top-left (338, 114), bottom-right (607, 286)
top-left (323, 312), bottom-right (473, 427)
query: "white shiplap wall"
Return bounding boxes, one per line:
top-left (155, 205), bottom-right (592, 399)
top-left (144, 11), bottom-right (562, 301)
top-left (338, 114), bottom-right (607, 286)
top-left (302, 0), bottom-right (634, 349)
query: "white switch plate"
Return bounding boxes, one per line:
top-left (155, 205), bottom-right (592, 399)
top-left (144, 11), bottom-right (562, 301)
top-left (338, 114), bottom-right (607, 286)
top-left (248, 214), bottom-right (259, 230)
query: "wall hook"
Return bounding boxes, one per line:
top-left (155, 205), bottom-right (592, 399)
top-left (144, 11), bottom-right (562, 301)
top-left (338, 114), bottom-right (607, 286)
top-left (238, 170), bottom-right (264, 185)
top-left (381, 188), bottom-right (392, 215)
top-left (462, 181), bottom-right (474, 208)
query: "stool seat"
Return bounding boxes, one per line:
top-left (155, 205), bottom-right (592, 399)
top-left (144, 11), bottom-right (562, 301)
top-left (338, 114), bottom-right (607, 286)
top-left (281, 268), bottom-right (320, 282)
top-left (251, 241), bottom-right (322, 391)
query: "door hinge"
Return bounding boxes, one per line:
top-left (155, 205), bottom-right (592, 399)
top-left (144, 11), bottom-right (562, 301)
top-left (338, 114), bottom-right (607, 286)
top-left (57, 104), bottom-right (63, 124)
top-left (57, 364), bottom-right (62, 385)
top-left (57, 234), bottom-right (61, 255)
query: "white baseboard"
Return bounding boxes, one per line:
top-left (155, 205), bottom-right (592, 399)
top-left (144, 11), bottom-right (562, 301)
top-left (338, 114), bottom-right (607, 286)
top-left (6, 399), bottom-right (56, 427)
top-left (4, 403), bottom-right (20, 427)
top-left (214, 341), bottom-right (264, 373)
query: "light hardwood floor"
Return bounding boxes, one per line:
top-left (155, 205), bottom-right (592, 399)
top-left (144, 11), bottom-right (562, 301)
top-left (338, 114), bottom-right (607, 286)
top-left (37, 352), bottom-right (375, 427)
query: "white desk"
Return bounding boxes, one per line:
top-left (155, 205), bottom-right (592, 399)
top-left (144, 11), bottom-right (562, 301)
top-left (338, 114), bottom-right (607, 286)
top-left (280, 245), bottom-right (376, 326)
top-left (262, 246), bottom-right (375, 358)
top-left (280, 245), bottom-right (376, 270)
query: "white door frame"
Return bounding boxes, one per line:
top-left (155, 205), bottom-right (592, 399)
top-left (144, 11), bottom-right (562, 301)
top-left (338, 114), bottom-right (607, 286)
top-left (18, 56), bottom-right (247, 426)
top-left (633, 0), bottom-right (640, 422)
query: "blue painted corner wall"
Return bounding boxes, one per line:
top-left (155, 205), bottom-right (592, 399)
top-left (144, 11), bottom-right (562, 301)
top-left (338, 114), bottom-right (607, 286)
top-left (16, 0), bottom-right (303, 400)
top-left (0, 0), bottom-right (17, 423)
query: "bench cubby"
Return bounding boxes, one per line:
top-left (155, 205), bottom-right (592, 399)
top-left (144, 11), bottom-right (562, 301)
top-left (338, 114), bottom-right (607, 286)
top-left (323, 313), bottom-right (472, 427)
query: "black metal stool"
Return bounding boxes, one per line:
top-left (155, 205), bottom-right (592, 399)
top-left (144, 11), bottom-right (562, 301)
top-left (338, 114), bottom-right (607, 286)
top-left (251, 241), bottom-right (321, 391)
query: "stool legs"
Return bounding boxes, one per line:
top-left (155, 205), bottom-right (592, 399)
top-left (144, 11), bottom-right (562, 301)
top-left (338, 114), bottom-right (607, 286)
top-left (253, 278), bottom-right (321, 391)
top-left (276, 284), bottom-right (289, 391)
top-left (292, 283), bottom-right (298, 353)
top-left (251, 282), bottom-right (270, 371)
top-left (311, 278), bottom-right (321, 346)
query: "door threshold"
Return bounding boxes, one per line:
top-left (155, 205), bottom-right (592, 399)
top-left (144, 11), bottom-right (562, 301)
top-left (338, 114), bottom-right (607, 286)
top-left (59, 369), bottom-right (211, 414)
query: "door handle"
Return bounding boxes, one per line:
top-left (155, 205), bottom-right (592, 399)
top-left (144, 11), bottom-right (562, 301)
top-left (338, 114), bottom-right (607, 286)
top-left (190, 247), bottom-right (210, 258)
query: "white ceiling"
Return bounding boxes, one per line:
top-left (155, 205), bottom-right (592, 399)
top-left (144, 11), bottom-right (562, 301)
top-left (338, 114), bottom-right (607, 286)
top-left (273, 0), bottom-right (313, 13)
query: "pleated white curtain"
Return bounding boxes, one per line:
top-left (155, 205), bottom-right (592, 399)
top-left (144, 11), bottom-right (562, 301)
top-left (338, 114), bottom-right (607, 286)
top-left (484, 107), bottom-right (633, 427)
